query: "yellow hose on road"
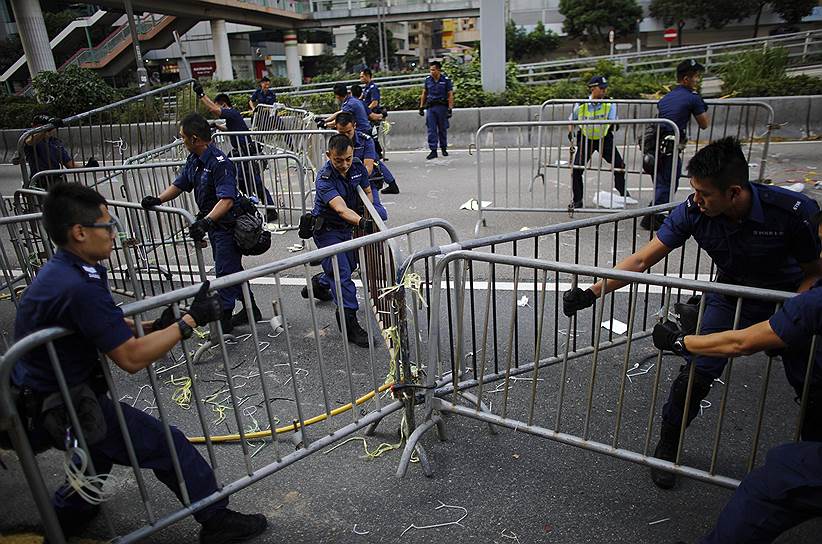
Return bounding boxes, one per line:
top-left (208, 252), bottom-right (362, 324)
top-left (187, 382), bottom-right (393, 444)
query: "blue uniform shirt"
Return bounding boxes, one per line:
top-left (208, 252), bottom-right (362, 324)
top-left (25, 137), bottom-right (72, 177)
top-left (341, 96), bottom-right (372, 134)
top-left (250, 88), bottom-right (277, 106)
top-left (350, 131), bottom-right (387, 220)
top-left (362, 82), bottom-right (380, 111)
top-left (219, 107), bottom-right (251, 152)
top-left (657, 85), bottom-right (707, 139)
top-left (173, 145), bottom-right (239, 221)
top-left (657, 183), bottom-right (821, 290)
top-left (12, 249), bottom-right (133, 392)
top-left (424, 74), bottom-right (453, 104)
top-left (769, 280), bottom-right (822, 387)
top-left (311, 158), bottom-right (370, 229)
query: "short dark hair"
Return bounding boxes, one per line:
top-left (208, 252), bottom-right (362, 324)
top-left (43, 183), bottom-right (107, 246)
top-left (430, 61), bottom-right (442, 70)
top-left (180, 112), bottom-right (212, 142)
top-left (32, 114), bottom-right (51, 127)
top-left (259, 76), bottom-right (270, 83)
top-left (327, 133), bottom-right (353, 155)
top-left (336, 111), bottom-right (355, 127)
top-left (350, 84), bottom-right (362, 98)
top-left (333, 83), bottom-right (348, 97)
top-left (214, 93), bottom-right (232, 107)
top-left (361, 68), bottom-right (372, 78)
top-left (676, 59), bottom-right (705, 81)
top-left (686, 136), bottom-right (749, 191)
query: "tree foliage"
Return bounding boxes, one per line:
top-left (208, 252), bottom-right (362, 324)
top-left (506, 21), bottom-right (560, 62)
top-left (559, 0), bottom-right (643, 43)
top-left (343, 24), bottom-right (397, 71)
top-left (32, 65), bottom-right (120, 118)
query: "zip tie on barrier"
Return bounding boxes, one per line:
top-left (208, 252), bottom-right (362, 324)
top-left (353, 524), bottom-right (370, 535)
top-left (166, 375), bottom-right (193, 409)
top-left (64, 446), bottom-right (118, 505)
top-left (501, 529), bottom-right (520, 542)
top-left (187, 382), bottom-right (394, 444)
top-left (379, 271), bottom-right (427, 308)
top-left (322, 412), bottom-right (417, 462)
top-left (400, 501), bottom-right (468, 537)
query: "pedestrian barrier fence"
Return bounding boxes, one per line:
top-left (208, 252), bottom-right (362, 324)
top-left (17, 79), bottom-right (196, 185)
top-left (397, 250), bottom-right (815, 491)
top-left (0, 209), bottom-right (51, 308)
top-left (0, 217), bottom-right (458, 543)
top-left (250, 105), bottom-right (334, 175)
top-left (473, 119), bottom-right (680, 235)
top-left (537, 99), bottom-right (775, 184)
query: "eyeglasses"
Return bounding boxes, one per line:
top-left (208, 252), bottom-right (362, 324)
top-left (79, 220), bottom-right (116, 233)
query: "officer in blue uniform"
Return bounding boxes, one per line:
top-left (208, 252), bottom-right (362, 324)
top-left (18, 115), bottom-right (78, 189)
top-left (141, 113), bottom-right (261, 333)
top-left (562, 137), bottom-right (822, 489)
top-left (419, 61), bottom-right (454, 160)
top-left (334, 111), bottom-right (399, 203)
top-left (9, 183), bottom-right (267, 542)
top-left (248, 76), bottom-right (277, 111)
top-left (193, 82), bottom-right (278, 223)
top-left (358, 69), bottom-right (388, 161)
top-left (324, 83), bottom-right (371, 136)
top-left (642, 59), bottom-right (711, 231)
top-left (653, 282), bottom-right (822, 543)
top-left (302, 134), bottom-right (374, 348)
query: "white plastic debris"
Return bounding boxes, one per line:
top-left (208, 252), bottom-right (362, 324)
top-left (591, 190), bottom-right (639, 209)
top-left (783, 182), bottom-right (805, 193)
top-left (459, 198), bottom-right (492, 211)
top-left (516, 295), bottom-right (529, 307)
top-left (601, 318), bottom-right (628, 335)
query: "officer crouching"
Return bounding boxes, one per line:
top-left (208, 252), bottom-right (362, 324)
top-left (301, 134), bottom-right (374, 347)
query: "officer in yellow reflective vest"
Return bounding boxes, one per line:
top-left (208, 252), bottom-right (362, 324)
top-left (567, 76), bottom-right (628, 209)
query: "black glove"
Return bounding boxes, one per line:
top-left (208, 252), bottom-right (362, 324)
top-left (152, 305), bottom-right (178, 331)
top-left (192, 80), bottom-right (205, 98)
top-left (84, 157), bottom-right (99, 168)
top-left (418, 108), bottom-right (425, 117)
top-left (141, 195), bottom-right (162, 209)
top-left (447, 108), bottom-right (453, 119)
top-left (48, 117), bottom-right (64, 128)
top-left (188, 217), bottom-right (215, 241)
top-left (188, 281), bottom-right (222, 327)
top-left (315, 117), bottom-right (326, 129)
top-left (562, 287), bottom-right (597, 317)
top-left (358, 217), bottom-right (375, 233)
top-left (653, 320), bottom-right (684, 353)
top-left (567, 131), bottom-right (575, 143)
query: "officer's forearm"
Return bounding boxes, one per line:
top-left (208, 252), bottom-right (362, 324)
top-left (200, 95), bottom-right (222, 116)
top-left (158, 185), bottom-right (182, 203)
top-left (448, 92), bottom-right (454, 109)
top-left (207, 198), bottom-right (234, 221)
top-left (368, 100), bottom-right (379, 110)
top-left (365, 184), bottom-right (373, 203)
top-left (683, 320), bottom-right (784, 358)
top-left (419, 91), bottom-right (427, 108)
top-left (109, 315), bottom-right (197, 374)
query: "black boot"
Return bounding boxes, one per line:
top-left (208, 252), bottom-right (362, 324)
top-left (265, 208), bottom-right (279, 223)
top-left (650, 421), bottom-right (681, 489)
top-left (200, 509), bottom-right (268, 544)
top-left (381, 182), bottom-right (400, 194)
top-left (220, 309), bottom-right (234, 334)
top-left (231, 302), bottom-right (263, 327)
top-left (301, 273), bottom-right (333, 301)
top-left (441, 147), bottom-right (449, 156)
top-left (336, 308), bottom-right (370, 348)
top-left (426, 150), bottom-right (437, 160)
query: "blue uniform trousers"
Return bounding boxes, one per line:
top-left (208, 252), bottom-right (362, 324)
top-left (314, 227), bottom-right (359, 311)
top-left (426, 104), bottom-right (449, 151)
top-left (701, 442), bottom-right (822, 544)
top-left (208, 228), bottom-right (243, 311)
top-left (48, 395), bottom-right (226, 523)
top-left (653, 150), bottom-right (683, 205)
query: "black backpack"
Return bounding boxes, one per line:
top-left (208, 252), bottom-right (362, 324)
top-left (233, 195), bottom-right (271, 256)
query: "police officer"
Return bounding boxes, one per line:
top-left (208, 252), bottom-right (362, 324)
top-left (248, 76), bottom-right (277, 111)
top-left (419, 61), bottom-right (454, 160)
top-left (301, 134), bottom-right (374, 348)
top-left (17, 115), bottom-right (99, 189)
top-left (642, 59), bottom-right (711, 231)
top-left (141, 113), bottom-right (262, 333)
top-left (335, 111), bottom-right (399, 201)
top-left (359, 69), bottom-right (388, 161)
top-left (324, 83), bottom-right (371, 136)
top-left (652, 283), bottom-right (822, 543)
top-left (562, 137), bottom-right (822, 490)
top-left (10, 182), bottom-right (267, 542)
top-left (193, 82), bottom-right (278, 224)
top-left (567, 75), bottom-right (629, 209)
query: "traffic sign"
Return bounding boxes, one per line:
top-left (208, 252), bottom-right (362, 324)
top-left (663, 28), bottom-right (678, 42)
top-left (615, 43), bottom-right (633, 51)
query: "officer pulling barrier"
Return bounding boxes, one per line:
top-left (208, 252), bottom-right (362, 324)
top-left (473, 120), bottom-right (680, 235)
top-left (398, 251), bottom-right (816, 491)
top-left (536, 99), bottom-right (776, 185)
top-left (0, 217), bottom-right (458, 543)
top-left (16, 79), bottom-right (196, 185)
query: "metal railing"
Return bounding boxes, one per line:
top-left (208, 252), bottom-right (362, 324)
top-left (397, 250), bottom-right (815, 490)
top-left (473, 119), bottom-right (681, 234)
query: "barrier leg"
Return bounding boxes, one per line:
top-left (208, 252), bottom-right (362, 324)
top-left (396, 414), bottom-right (440, 478)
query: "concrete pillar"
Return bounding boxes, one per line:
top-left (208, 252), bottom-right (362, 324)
top-left (479, 0), bottom-right (506, 93)
top-left (284, 30), bottom-right (302, 87)
top-left (9, 0), bottom-right (56, 79)
top-left (211, 19), bottom-right (233, 80)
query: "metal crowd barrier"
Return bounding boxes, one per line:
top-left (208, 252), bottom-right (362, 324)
top-left (17, 79), bottom-right (196, 185)
top-left (0, 209), bottom-right (51, 308)
top-left (537, 99), bottom-right (776, 184)
top-left (473, 119), bottom-right (680, 234)
top-left (398, 250), bottom-right (814, 491)
top-left (0, 218), bottom-right (457, 543)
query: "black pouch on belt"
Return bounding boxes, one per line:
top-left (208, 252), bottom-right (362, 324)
top-left (298, 213), bottom-right (315, 239)
top-left (40, 383), bottom-right (107, 450)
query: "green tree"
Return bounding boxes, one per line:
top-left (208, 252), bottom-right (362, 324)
top-left (650, 0), bottom-right (763, 45)
top-left (343, 24), bottom-right (397, 71)
top-left (559, 0), bottom-right (643, 43)
top-left (506, 21), bottom-right (560, 61)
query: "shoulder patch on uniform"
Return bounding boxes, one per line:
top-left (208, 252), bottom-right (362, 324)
top-left (759, 186), bottom-right (808, 215)
top-left (215, 155), bottom-right (225, 162)
top-left (81, 264), bottom-right (101, 280)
